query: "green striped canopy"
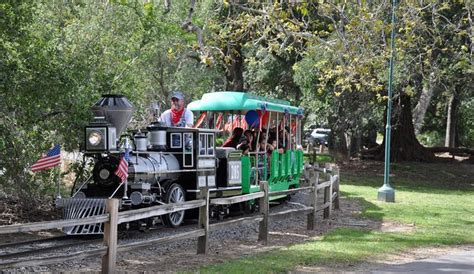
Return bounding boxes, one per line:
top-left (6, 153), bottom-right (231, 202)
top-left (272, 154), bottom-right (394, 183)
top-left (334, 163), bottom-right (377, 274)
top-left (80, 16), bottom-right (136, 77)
top-left (187, 91), bottom-right (303, 115)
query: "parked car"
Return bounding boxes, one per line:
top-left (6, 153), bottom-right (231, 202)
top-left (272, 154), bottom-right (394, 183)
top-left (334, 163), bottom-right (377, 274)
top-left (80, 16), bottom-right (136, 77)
top-left (308, 128), bottom-right (331, 146)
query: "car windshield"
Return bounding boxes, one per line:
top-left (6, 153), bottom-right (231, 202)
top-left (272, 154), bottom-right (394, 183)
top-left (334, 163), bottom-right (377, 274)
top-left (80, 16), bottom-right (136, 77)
top-left (312, 128), bottom-right (330, 135)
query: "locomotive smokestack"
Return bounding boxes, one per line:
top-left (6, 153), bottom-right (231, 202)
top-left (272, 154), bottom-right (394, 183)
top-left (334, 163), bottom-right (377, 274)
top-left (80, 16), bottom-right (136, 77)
top-left (91, 94), bottom-right (134, 137)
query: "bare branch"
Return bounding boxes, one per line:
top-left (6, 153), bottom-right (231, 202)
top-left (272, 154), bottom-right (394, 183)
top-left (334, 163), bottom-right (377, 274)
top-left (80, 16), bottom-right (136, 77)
top-left (181, 0), bottom-right (204, 51)
top-left (233, 3), bottom-right (267, 15)
top-left (164, 0), bottom-right (171, 14)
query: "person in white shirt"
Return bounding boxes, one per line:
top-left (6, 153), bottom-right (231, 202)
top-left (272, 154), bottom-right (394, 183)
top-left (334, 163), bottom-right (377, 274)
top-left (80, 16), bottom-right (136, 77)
top-left (160, 91), bottom-right (194, 127)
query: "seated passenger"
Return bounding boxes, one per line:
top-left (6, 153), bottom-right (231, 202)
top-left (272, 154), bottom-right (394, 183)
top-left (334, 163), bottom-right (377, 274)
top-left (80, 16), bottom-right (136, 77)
top-left (222, 127), bottom-right (243, 148)
top-left (239, 143), bottom-right (250, 155)
top-left (267, 138), bottom-right (277, 155)
top-left (277, 127), bottom-right (290, 152)
top-left (251, 131), bottom-right (267, 152)
top-left (256, 137), bottom-right (273, 180)
top-left (257, 137), bottom-right (267, 154)
top-left (237, 129), bottom-right (254, 151)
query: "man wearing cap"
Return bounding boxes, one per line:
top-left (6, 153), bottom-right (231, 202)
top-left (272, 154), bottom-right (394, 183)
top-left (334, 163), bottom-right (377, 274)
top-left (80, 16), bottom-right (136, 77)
top-left (160, 91), bottom-right (194, 127)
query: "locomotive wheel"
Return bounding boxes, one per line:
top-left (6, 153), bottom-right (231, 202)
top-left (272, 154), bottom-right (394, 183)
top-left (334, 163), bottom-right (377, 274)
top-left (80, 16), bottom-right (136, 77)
top-left (162, 183), bottom-right (186, 228)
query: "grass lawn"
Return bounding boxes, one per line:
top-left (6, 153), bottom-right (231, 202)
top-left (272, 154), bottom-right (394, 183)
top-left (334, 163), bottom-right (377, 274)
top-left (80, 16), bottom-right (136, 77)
top-left (199, 161), bottom-right (474, 273)
top-left (304, 153), bottom-right (334, 163)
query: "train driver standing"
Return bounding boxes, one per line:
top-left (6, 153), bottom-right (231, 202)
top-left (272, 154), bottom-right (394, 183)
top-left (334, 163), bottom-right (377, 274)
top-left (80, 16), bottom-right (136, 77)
top-left (160, 91), bottom-right (194, 127)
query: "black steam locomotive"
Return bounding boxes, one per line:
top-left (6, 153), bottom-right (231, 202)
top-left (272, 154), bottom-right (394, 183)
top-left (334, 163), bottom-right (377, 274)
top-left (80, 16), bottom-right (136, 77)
top-left (60, 95), bottom-right (242, 234)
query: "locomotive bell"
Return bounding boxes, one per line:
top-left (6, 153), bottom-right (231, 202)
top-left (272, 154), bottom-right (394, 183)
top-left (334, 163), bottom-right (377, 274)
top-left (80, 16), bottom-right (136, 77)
top-left (91, 94), bottom-right (134, 138)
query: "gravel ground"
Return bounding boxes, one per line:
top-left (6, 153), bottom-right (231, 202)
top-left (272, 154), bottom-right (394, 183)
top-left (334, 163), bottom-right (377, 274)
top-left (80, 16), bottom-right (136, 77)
top-left (2, 189), bottom-right (353, 272)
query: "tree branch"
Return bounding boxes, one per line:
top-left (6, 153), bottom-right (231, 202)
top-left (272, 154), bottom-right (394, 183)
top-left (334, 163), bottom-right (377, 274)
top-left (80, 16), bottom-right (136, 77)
top-left (164, 0), bottom-right (171, 14)
top-left (181, 0), bottom-right (204, 51)
top-left (233, 3), bottom-right (267, 15)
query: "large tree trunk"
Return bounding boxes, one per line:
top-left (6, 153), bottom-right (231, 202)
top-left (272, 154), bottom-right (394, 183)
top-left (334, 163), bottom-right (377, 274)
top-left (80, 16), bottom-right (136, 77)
top-left (349, 132), bottom-right (362, 157)
top-left (365, 93), bottom-right (435, 162)
top-left (225, 45), bottom-right (244, 91)
top-left (328, 102), bottom-right (349, 160)
top-left (445, 87), bottom-right (460, 147)
top-left (362, 120), bottom-right (379, 149)
top-left (328, 123), bottom-right (349, 160)
top-left (413, 72), bottom-right (435, 134)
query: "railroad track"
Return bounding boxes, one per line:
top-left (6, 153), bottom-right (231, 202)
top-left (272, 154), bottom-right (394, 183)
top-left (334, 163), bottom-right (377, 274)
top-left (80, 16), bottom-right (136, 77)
top-left (0, 199), bottom-right (294, 269)
top-left (0, 235), bottom-right (101, 263)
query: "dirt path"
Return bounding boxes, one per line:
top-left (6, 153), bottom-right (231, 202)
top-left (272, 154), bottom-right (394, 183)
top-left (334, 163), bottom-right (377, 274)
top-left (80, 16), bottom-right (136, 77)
top-left (294, 245), bottom-right (474, 273)
top-left (370, 245), bottom-right (474, 273)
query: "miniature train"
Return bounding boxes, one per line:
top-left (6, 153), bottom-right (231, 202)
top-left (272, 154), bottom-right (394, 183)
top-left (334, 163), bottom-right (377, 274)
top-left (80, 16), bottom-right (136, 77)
top-left (60, 93), bottom-right (305, 234)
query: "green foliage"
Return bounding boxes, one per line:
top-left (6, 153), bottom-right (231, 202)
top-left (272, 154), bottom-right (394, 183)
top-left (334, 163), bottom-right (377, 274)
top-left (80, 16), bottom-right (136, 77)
top-left (417, 131), bottom-right (444, 147)
top-left (458, 97), bottom-right (474, 147)
top-left (397, 2), bottom-right (472, 145)
top-left (291, 2), bottom-right (472, 154)
top-left (303, 153), bottom-right (333, 164)
top-left (0, 0), bottom-right (221, 199)
top-left (1, 1), bottom-right (472, 199)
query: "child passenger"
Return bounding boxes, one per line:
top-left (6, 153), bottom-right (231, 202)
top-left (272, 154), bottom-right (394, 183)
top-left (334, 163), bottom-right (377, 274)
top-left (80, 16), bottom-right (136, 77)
top-left (237, 129), bottom-right (254, 151)
top-left (222, 127), bottom-right (243, 148)
top-left (238, 143), bottom-right (250, 155)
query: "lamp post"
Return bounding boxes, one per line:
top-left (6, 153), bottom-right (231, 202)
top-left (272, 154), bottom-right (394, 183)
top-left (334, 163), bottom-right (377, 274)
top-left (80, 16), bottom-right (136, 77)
top-left (378, 0), bottom-right (397, 202)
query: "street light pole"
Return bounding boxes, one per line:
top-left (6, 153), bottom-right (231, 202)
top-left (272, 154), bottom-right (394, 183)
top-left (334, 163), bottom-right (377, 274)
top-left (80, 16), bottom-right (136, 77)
top-left (378, 0), bottom-right (397, 202)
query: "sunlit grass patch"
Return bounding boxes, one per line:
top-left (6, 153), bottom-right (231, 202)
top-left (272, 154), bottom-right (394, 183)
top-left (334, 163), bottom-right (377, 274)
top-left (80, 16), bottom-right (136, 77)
top-left (199, 164), bottom-right (474, 273)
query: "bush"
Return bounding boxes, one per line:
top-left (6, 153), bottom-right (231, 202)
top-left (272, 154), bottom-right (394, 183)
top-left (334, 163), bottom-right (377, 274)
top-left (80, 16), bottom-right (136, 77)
top-left (417, 131), bottom-right (444, 147)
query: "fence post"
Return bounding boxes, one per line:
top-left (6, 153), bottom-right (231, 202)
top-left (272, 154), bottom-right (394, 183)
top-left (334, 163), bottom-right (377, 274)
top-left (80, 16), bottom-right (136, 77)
top-left (334, 166), bottom-right (340, 210)
top-left (102, 198), bottom-right (119, 274)
top-left (197, 187), bottom-right (209, 254)
top-left (303, 163), bottom-right (310, 184)
top-left (258, 181), bottom-right (269, 245)
top-left (323, 165), bottom-right (333, 219)
top-left (329, 172), bottom-right (333, 217)
top-left (307, 169), bottom-right (319, 230)
top-left (323, 177), bottom-right (332, 222)
top-left (323, 186), bottom-right (330, 219)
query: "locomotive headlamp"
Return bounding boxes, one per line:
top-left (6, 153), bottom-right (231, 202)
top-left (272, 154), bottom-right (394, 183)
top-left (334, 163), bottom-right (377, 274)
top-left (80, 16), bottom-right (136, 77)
top-left (88, 131), bottom-right (103, 146)
top-left (85, 123), bottom-right (116, 152)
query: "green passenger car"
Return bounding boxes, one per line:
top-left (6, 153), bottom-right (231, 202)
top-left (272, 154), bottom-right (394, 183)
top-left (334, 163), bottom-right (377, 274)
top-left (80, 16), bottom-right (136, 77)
top-left (188, 91), bottom-right (305, 197)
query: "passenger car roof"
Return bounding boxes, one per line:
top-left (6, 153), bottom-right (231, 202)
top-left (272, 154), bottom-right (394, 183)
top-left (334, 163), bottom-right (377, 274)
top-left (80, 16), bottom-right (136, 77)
top-left (187, 91), bottom-right (303, 115)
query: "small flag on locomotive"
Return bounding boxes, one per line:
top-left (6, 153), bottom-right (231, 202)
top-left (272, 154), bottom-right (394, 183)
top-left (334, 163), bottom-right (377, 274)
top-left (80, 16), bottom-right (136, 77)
top-left (115, 147), bottom-right (130, 183)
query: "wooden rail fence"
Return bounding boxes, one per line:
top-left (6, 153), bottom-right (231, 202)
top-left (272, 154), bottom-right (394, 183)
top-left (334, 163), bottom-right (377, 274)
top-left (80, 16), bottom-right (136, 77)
top-left (0, 164), bottom-right (340, 273)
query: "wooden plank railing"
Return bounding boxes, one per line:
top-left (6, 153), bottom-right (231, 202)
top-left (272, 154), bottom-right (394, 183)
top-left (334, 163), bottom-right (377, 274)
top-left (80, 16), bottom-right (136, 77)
top-left (117, 200), bottom-right (206, 224)
top-left (0, 164), bottom-right (340, 273)
top-left (0, 215), bottom-right (109, 234)
top-left (210, 192), bottom-right (264, 205)
top-left (269, 186), bottom-right (313, 196)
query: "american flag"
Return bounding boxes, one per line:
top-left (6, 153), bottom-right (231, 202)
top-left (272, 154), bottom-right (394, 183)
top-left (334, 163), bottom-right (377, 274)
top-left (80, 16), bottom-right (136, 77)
top-left (31, 144), bottom-right (61, 172)
top-left (114, 148), bottom-right (130, 183)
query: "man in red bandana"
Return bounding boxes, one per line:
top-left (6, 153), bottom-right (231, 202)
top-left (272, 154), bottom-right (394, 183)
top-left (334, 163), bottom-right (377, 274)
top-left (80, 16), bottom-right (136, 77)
top-left (160, 91), bottom-right (194, 127)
